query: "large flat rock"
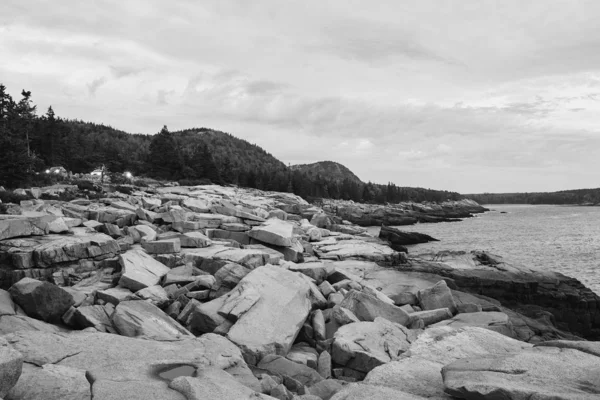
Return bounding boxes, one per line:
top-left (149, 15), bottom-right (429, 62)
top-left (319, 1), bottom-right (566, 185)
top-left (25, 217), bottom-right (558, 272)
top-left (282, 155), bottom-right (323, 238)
top-left (118, 250), bottom-right (170, 292)
top-left (181, 198), bottom-right (211, 213)
top-left (183, 246), bottom-right (276, 270)
top-left (442, 346), bottom-right (600, 399)
top-left (212, 202), bottom-right (266, 222)
top-left (0, 314), bottom-right (67, 335)
top-left (0, 228), bottom-right (120, 287)
top-left (109, 200), bottom-right (138, 212)
top-left (4, 330), bottom-right (258, 400)
top-left (314, 239), bottom-right (402, 264)
top-left (288, 262), bottom-right (331, 285)
top-left (417, 280), bottom-right (457, 314)
top-left (168, 368), bottom-right (275, 400)
top-left (328, 260), bottom-right (451, 306)
top-left (329, 383), bottom-right (427, 400)
top-left (340, 289), bottom-right (412, 326)
top-left (85, 206), bottom-right (136, 226)
top-left (402, 325), bottom-right (531, 365)
top-left (0, 216), bottom-right (49, 240)
top-left (0, 231), bottom-right (120, 287)
top-left (430, 311), bottom-right (516, 338)
top-left (6, 363), bottom-right (89, 400)
top-left (186, 213), bottom-right (223, 228)
top-left (31, 231), bottom-right (119, 267)
top-left (179, 231), bottom-right (211, 248)
top-left (331, 317), bottom-right (415, 374)
top-left (247, 219), bottom-right (295, 247)
top-left (71, 304), bottom-right (115, 332)
top-left (211, 264), bottom-right (312, 365)
top-left (364, 326), bottom-right (531, 399)
top-left (112, 300), bottom-right (193, 340)
top-left (214, 248), bottom-right (278, 268)
top-left (257, 354), bottom-right (323, 387)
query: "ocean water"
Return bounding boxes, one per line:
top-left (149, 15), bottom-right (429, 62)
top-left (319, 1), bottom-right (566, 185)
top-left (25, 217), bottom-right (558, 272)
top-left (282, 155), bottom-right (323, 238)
top-left (367, 204), bottom-right (600, 295)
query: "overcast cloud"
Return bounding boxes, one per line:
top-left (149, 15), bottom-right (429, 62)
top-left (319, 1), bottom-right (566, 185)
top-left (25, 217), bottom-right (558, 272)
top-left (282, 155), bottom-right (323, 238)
top-left (2, 0), bottom-right (600, 192)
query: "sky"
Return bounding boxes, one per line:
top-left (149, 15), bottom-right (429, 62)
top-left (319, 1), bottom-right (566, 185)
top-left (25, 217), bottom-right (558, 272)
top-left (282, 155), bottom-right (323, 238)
top-left (2, 0), bottom-right (600, 193)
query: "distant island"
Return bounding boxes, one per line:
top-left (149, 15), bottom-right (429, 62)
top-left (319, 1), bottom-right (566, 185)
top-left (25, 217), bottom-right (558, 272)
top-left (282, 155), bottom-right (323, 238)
top-left (466, 189), bottom-right (600, 205)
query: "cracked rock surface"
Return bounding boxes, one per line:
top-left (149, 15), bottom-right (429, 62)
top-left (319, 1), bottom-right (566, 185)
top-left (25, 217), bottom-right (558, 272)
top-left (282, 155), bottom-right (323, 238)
top-left (4, 330), bottom-right (258, 400)
top-left (442, 346), bottom-right (600, 399)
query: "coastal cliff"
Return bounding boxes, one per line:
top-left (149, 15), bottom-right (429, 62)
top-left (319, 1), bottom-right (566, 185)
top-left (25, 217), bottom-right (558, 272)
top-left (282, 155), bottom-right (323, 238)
top-left (0, 183), bottom-right (598, 399)
top-left (407, 251), bottom-right (600, 341)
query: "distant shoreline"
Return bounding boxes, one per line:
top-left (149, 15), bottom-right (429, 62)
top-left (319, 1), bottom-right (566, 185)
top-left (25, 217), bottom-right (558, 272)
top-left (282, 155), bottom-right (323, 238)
top-left (481, 203), bottom-right (600, 207)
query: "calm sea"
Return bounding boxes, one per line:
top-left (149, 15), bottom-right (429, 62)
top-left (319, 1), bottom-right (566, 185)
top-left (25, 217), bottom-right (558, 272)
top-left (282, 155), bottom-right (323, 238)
top-left (367, 205), bottom-right (600, 295)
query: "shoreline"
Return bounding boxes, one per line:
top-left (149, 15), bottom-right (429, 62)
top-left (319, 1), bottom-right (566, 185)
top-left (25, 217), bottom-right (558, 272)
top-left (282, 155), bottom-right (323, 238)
top-left (0, 183), bottom-right (599, 398)
top-left (373, 205), bottom-right (600, 297)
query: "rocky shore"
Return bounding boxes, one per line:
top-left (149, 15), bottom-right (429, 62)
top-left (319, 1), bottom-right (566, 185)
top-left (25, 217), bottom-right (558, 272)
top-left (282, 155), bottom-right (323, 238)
top-left (0, 183), bottom-right (599, 399)
top-left (321, 198), bottom-right (488, 226)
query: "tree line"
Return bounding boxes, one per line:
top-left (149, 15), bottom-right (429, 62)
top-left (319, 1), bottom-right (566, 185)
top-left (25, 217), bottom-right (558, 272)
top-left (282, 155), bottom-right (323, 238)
top-left (468, 190), bottom-right (600, 205)
top-left (0, 83), bottom-right (463, 204)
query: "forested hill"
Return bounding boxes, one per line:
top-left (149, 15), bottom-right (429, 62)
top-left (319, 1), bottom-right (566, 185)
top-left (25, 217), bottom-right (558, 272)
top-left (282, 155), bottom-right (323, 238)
top-left (172, 129), bottom-right (286, 173)
top-left (291, 161), bottom-right (362, 184)
top-left (467, 189), bottom-right (600, 205)
top-left (1, 82), bottom-right (463, 204)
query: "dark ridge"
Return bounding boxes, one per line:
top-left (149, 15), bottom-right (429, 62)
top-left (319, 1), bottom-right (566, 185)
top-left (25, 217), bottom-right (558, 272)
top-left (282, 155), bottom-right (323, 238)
top-left (291, 161), bottom-right (363, 184)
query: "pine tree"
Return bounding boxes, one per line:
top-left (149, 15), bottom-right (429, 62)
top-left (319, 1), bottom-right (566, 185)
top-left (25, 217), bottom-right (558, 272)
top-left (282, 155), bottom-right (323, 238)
top-left (221, 158), bottom-right (234, 183)
top-left (43, 106), bottom-right (58, 166)
top-left (200, 144), bottom-right (222, 184)
top-left (0, 85), bottom-right (36, 187)
top-left (184, 144), bottom-right (205, 179)
top-left (148, 126), bottom-right (181, 179)
top-left (16, 90), bottom-right (36, 159)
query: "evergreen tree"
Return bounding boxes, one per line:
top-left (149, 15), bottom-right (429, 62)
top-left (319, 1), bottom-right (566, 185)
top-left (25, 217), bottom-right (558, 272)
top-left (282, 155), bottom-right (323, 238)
top-left (0, 86), bottom-right (37, 187)
top-left (199, 143), bottom-right (222, 184)
top-left (246, 170), bottom-right (257, 188)
top-left (148, 126), bottom-right (181, 179)
top-left (43, 106), bottom-right (58, 166)
top-left (184, 144), bottom-right (205, 180)
top-left (16, 90), bottom-right (36, 159)
top-left (221, 158), bottom-right (234, 183)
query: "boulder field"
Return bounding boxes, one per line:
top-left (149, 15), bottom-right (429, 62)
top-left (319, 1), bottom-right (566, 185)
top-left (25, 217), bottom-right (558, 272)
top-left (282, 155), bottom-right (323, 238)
top-left (0, 183), bottom-right (598, 399)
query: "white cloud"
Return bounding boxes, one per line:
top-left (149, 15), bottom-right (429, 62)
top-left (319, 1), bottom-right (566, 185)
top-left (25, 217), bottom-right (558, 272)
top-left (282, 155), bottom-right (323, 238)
top-left (355, 139), bottom-right (374, 151)
top-left (435, 144), bottom-right (452, 154)
top-left (2, 0), bottom-right (600, 192)
top-left (399, 149), bottom-right (426, 160)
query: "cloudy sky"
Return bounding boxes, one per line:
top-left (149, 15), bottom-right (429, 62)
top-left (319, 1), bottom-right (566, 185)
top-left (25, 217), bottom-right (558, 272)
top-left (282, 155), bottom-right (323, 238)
top-left (2, 0), bottom-right (600, 193)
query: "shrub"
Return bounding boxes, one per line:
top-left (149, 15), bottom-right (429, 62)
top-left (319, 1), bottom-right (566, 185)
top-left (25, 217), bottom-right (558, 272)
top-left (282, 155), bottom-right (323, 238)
top-left (0, 190), bottom-right (33, 204)
top-left (132, 178), bottom-right (159, 187)
top-left (115, 185), bottom-right (134, 195)
top-left (72, 180), bottom-right (100, 192)
top-left (23, 173), bottom-right (60, 188)
top-left (40, 192), bottom-right (75, 202)
top-left (108, 172), bottom-right (129, 185)
top-left (178, 178), bottom-right (212, 186)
